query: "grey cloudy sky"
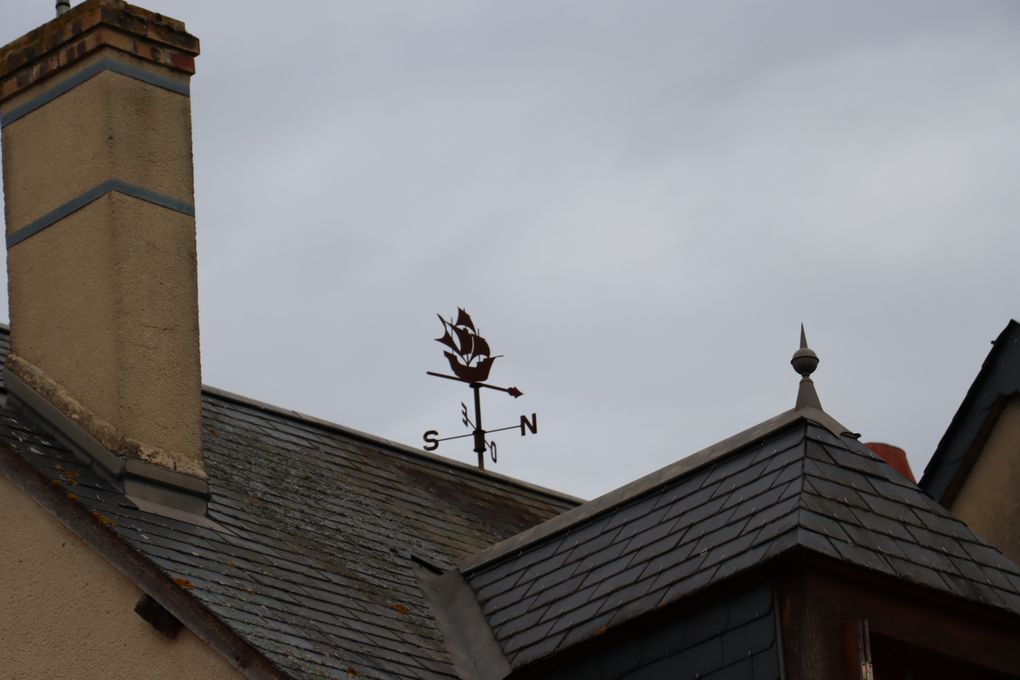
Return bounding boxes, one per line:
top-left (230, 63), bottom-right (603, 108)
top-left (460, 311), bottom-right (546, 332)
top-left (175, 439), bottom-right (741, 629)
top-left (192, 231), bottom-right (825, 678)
top-left (2, 1), bottom-right (1019, 499)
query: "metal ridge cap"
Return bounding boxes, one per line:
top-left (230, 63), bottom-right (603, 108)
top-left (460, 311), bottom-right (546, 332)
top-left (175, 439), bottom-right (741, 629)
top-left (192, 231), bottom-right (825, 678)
top-left (199, 383), bottom-right (585, 507)
top-left (460, 408), bottom-right (819, 575)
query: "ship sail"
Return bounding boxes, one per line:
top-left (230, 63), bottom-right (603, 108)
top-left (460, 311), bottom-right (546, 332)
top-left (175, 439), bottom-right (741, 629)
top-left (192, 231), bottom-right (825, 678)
top-left (435, 308), bottom-right (499, 382)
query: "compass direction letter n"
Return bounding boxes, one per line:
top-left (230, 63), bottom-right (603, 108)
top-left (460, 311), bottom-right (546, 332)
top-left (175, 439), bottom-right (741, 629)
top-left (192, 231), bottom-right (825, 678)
top-left (520, 413), bottom-right (538, 437)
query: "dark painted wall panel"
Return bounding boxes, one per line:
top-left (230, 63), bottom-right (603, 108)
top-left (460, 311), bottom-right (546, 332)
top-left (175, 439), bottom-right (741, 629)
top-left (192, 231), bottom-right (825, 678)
top-left (537, 582), bottom-right (780, 680)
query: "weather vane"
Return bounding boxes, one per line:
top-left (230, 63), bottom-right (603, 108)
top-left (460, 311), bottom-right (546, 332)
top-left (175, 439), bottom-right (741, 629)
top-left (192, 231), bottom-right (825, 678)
top-left (423, 308), bottom-right (538, 469)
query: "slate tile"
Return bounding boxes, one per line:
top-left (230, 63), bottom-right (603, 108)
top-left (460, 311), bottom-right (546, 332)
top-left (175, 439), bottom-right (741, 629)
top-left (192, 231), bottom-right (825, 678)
top-left (905, 525), bottom-right (969, 559)
top-left (727, 484), bottom-right (791, 525)
top-left (852, 506), bottom-right (916, 542)
top-left (685, 503), bottom-right (738, 543)
top-left (804, 476), bottom-right (867, 510)
top-left (712, 459), bottom-right (772, 499)
top-left (573, 540), bottom-right (631, 581)
top-left (766, 460), bottom-right (801, 492)
top-left (503, 618), bottom-right (558, 655)
top-left (606, 495), bottom-right (661, 532)
top-left (884, 556), bottom-right (949, 592)
top-left (488, 594), bottom-right (539, 628)
top-left (867, 477), bottom-right (927, 509)
top-left (659, 563), bottom-right (721, 609)
top-left (751, 425), bottom-right (807, 464)
top-left (640, 539), bottom-right (697, 581)
top-left (647, 552), bottom-right (707, 593)
top-left (829, 539), bottom-right (895, 577)
top-left (722, 615), bottom-right (775, 665)
top-left (911, 508), bottom-right (970, 539)
top-left (559, 610), bottom-right (616, 650)
top-left (615, 506), bottom-right (672, 544)
top-left (607, 585), bottom-right (673, 631)
top-left (566, 525), bottom-right (623, 566)
top-left (579, 549), bottom-right (639, 591)
top-left (593, 562), bottom-right (648, 600)
top-left (595, 579), bottom-right (656, 619)
top-left (672, 634), bottom-right (724, 677)
top-left (711, 541), bottom-right (771, 584)
top-left (547, 598), bottom-right (604, 636)
top-left (702, 451), bottom-right (759, 489)
top-left (797, 528), bottom-right (840, 560)
top-left (664, 482), bottom-right (725, 522)
top-left (652, 473), bottom-right (706, 511)
top-left (842, 524), bottom-right (908, 561)
top-left (800, 492), bottom-right (858, 526)
top-left (761, 441), bottom-right (806, 476)
top-left (798, 509), bottom-right (851, 543)
top-left (540, 582), bottom-right (601, 625)
top-left (493, 603), bottom-right (550, 640)
top-left (721, 469), bottom-right (782, 511)
top-left (750, 510), bottom-right (798, 548)
top-left (522, 560), bottom-right (579, 599)
top-left (623, 515), bottom-right (684, 556)
top-left (700, 530), bottom-right (760, 573)
top-left (532, 572), bottom-right (589, 610)
top-left (512, 629), bottom-right (568, 667)
top-left (804, 424), bottom-right (844, 447)
top-left (726, 583), bottom-right (773, 626)
top-left (961, 541), bottom-right (1018, 572)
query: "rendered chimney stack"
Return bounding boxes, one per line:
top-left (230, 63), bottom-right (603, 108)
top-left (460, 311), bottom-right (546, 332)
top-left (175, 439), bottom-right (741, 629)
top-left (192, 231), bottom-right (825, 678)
top-left (0, 1), bottom-right (204, 482)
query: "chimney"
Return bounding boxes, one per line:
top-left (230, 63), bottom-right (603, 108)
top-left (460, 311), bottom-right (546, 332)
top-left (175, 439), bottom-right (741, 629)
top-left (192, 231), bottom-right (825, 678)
top-left (0, 1), bottom-right (206, 510)
top-left (864, 442), bottom-right (916, 483)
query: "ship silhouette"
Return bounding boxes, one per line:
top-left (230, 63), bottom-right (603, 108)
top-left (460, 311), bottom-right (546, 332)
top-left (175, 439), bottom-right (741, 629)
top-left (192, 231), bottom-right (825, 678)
top-left (435, 308), bottom-right (501, 383)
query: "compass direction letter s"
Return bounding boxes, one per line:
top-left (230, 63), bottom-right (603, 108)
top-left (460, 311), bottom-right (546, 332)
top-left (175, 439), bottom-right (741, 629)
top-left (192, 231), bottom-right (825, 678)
top-left (423, 430), bottom-right (439, 451)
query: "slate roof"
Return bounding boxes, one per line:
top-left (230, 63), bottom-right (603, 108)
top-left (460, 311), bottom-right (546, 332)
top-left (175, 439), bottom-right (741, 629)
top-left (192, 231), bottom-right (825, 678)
top-left (550, 583), bottom-right (780, 680)
top-left (0, 329), bottom-right (578, 680)
top-left (463, 414), bottom-right (1020, 670)
top-left (921, 319), bottom-right (1020, 504)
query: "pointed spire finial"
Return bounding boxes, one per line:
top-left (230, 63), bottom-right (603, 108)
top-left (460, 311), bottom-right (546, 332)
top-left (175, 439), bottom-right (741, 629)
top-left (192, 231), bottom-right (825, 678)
top-left (791, 324), bottom-right (822, 409)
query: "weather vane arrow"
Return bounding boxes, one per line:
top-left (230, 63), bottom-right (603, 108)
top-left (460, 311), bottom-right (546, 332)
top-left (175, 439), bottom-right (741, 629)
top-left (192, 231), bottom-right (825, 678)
top-left (422, 308), bottom-right (538, 469)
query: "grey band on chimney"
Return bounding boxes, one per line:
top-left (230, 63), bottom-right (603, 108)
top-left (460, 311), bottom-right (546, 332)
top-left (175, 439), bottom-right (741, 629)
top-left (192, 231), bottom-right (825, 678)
top-left (6, 179), bottom-right (195, 249)
top-left (0, 57), bottom-right (190, 128)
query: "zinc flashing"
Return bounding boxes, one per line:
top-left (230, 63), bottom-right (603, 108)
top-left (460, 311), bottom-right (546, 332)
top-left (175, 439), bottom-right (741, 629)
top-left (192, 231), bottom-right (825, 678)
top-left (5, 367), bottom-right (211, 523)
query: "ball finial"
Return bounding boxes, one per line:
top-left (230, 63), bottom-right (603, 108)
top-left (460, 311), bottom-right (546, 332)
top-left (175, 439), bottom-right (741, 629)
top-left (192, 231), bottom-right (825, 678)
top-left (790, 323), bottom-right (819, 378)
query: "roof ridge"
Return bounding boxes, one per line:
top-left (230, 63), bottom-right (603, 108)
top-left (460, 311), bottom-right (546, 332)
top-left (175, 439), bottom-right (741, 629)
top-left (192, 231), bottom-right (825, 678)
top-left (200, 384), bottom-right (584, 507)
top-left (461, 410), bottom-right (842, 574)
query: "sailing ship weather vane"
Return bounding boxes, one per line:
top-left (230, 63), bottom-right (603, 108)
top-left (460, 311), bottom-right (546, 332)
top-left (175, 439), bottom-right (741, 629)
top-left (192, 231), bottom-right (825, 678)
top-left (423, 308), bottom-right (538, 469)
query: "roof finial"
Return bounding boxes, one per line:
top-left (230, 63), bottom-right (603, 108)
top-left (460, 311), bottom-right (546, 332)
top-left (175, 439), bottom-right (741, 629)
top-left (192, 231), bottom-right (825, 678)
top-left (791, 324), bottom-right (822, 410)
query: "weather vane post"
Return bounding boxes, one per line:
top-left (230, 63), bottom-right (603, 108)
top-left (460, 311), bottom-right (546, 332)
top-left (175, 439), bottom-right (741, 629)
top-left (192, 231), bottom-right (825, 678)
top-left (423, 308), bottom-right (537, 470)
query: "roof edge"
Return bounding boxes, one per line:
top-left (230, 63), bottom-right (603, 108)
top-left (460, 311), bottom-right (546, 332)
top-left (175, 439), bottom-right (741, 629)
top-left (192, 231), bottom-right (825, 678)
top-left (460, 406), bottom-right (848, 574)
top-left (920, 319), bottom-right (1020, 500)
top-left (0, 441), bottom-right (288, 680)
top-left (199, 384), bottom-right (585, 507)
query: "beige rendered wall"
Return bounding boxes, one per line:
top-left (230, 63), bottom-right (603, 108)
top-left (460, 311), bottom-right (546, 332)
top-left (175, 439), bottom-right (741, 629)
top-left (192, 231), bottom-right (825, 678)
top-left (1, 49), bottom-right (203, 477)
top-left (951, 396), bottom-right (1020, 565)
top-left (0, 474), bottom-right (243, 680)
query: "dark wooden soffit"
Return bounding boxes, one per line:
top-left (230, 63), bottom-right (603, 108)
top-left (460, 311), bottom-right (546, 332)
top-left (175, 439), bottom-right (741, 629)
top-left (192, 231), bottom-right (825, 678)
top-left (921, 319), bottom-right (1020, 505)
top-left (777, 551), bottom-right (1020, 680)
top-left (0, 442), bottom-right (288, 680)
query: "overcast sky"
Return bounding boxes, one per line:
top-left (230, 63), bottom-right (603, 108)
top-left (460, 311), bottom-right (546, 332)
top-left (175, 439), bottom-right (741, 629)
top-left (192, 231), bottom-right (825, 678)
top-left (2, 1), bottom-right (1019, 500)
